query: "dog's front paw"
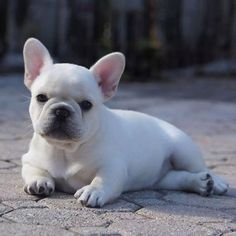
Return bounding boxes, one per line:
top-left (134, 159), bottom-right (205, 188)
top-left (24, 177), bottom-right (55, 196)
top-left (74, 185), bottom-right (107, 207)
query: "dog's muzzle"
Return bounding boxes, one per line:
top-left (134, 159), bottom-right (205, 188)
top-left (39, 104), bottom-right (81, 141)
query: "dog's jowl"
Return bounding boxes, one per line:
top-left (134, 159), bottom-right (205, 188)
top-left (22, 38), bottom-right (229, 207)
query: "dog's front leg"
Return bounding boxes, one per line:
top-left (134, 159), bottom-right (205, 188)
top-left (22, 163), bottom-right (55, 196)
top-left (74, 163), bottom-right (127, 207)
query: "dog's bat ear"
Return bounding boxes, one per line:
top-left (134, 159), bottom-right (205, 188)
top-left (90, 52), bottom-right (125, 101)
top-left (23, 38), bottom-right (53, 89)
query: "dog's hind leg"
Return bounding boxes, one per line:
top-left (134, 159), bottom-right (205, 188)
top-left (169, 132), bottom-right (207, 173)
top-left (165, 132), bottom-right (228, 195)
top-left (156, 170), bottom-right (215, 196)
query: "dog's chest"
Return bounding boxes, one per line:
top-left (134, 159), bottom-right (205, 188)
top-left (48, 152), bottom-right (96, 192)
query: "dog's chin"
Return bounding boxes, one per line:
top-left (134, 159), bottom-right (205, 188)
top-left (39, 129), bottom-right (81, 151)
top-left (44, 130), bottom-right (78, 141)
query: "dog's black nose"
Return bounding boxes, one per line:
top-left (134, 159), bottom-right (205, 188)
top-left (54, 108), bottom-right (70, 120)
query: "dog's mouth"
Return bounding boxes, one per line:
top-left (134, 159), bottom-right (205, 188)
top-left (41, 129), bottom-right (74, 141)
top-left (39, 119), bottom-right (81, 142)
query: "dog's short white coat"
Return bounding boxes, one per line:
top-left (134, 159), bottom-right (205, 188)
top-left (22, 38), bottom-right (229, 207)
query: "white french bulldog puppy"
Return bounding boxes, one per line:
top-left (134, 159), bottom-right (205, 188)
top-left (22, 38), bottom-right (229, 207)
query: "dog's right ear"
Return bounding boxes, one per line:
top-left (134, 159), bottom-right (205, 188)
top-left (23, 38), bottom-right (53, 89)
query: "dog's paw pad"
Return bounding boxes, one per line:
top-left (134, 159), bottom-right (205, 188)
top-left (74, 185), bottom-right (106, 208)
top-left (27, 185), bottom-right (35, 194)
top-left (38, 186), bottom-right (45, 194)
top-left (206, 173), bottom-right (211, 179)
top-left (194, 172), bottom-right (214, 197)
top-left (24, 178), bottom-right (55, 196)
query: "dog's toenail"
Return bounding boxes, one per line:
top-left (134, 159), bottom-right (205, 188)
top-left (80, 200), bottom-right (85, 206)
top-left (207, 188), bottom-right (212, 193)
top-left (38, 186), bottom-right (45, 193)
top-left (48, 188), bottom-right (53, 194)
top-left (207, 180), bottom-right (213, 186)
top-left (24, 186), bottom-right (28, 193)
top-left (206, 174), bottom-right (211, 179)
top-left (29, 186), bottom-right (36, 194)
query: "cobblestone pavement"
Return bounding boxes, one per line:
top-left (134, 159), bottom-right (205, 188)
top-left (0, 74), bottom-right (236, 236)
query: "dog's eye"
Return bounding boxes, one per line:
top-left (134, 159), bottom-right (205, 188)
top-left (36, 94), bottom-right (48, 103)
top-left (79, 100), bottom-right (93, 111)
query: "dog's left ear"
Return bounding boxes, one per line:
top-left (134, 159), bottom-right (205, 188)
top-left (90, 52), bottom-right (125, 101)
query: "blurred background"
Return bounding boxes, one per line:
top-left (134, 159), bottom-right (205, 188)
top-left (1, 0), bottom-right (236, 80)
top-left (0, 1), bottom-right (236, 218)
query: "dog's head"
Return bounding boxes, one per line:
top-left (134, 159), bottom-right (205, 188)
top-left (23, 38), bottom-right (125, 150)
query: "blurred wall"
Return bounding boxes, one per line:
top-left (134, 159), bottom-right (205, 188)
top-left (1, 0), bottom-right (236, 78)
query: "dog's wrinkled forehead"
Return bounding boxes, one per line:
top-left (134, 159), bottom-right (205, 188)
top-left (31, 63), bottom-right (101, 101)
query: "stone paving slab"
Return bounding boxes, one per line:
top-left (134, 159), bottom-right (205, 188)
top-left (0, 223), bottom-right (76, 236)
top-left (0, 74), bottom-right (236, 235)
top-left (39, 192), bottom-right (140, 213)
top-left (162, 192), bottom-right (236, 210)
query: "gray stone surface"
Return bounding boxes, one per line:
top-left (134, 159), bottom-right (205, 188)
top-left (3, 208), bottom-right (106, 228)
top-left (40, 192), bottom-right (140, 213)
top-left (0, 222), bottom-right (76, 236)
top-left (0, 160), bottom-right (17, 169)
top-left (103, 219), bottom-right (217, 236)
top-left (162, 192), bottom-right (236, 210)
top-left (2, 200), bottom-right (46, 210)
top-left (121, 190), bottom-right (166, 207)
top-left (0, 74), bottom-right (236, 235)
top-left (0, 204), bottom-right (13, 216)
